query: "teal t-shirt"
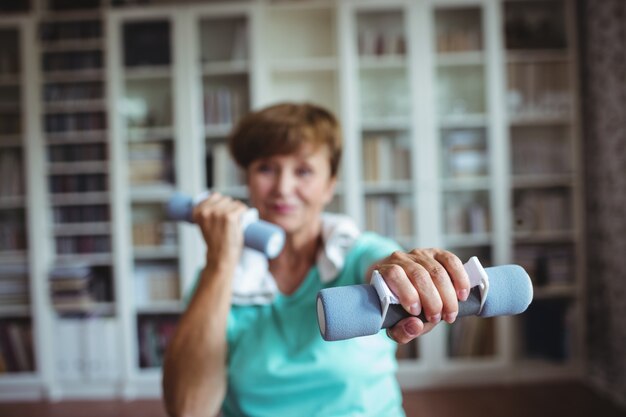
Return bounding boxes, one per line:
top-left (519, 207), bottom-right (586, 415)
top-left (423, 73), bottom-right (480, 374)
top-left (222, 232), bottom-right (405, 417)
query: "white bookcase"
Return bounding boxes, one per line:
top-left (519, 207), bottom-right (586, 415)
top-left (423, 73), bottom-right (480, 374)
top-left (0, 0), bottom-right (584, 400)
top-left (0, 15), bottom-right (43, 400)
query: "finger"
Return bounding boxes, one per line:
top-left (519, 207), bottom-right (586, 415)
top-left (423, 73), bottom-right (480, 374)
top-left (409, 252), bottom-right (458, 324)
top-left (192, 193), bottom-right (224, 223)
top-left (227, 200), bottom-right (248, 222)
top-left (419, 321), bottom-right (437, 336)
top-left (377, 263), bottom-right (421, 316)
top-left (386, 317), bottom-right (424, 344)
top-left (194, 193), bottom-right (236, 217)
top-left (400, 259), bottom-right (444, 323)
top-left (434, 250), bottom-right (470, 302)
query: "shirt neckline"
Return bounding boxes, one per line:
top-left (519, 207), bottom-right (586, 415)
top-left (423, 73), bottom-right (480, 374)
top-left (274, 266), bottom-right (319, 305)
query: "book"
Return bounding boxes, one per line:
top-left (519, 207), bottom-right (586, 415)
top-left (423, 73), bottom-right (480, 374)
top-left (0, 320), bottom-right (33, 372)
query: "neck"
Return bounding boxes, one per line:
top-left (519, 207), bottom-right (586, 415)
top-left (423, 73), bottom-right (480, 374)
top-left (276, 218), bottom-right (322, 264)
top-left (269, 218), bottom-right (323, 293)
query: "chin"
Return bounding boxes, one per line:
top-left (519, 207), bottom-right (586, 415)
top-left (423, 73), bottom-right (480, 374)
top-left (267, 217), bottom-right (300, 232)
top-left (264, 215), bottom-right (310, 235)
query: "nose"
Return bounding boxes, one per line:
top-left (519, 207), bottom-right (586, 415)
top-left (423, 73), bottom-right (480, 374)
top-left (274, 168), bottom-right (296, 196)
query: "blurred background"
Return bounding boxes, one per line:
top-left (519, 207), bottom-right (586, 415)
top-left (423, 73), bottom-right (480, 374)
top-left (0, 0), bottom-right (624, 415)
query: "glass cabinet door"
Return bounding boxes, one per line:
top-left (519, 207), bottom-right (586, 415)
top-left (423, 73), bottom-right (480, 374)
top-left (432, 4), bottom-right (497, 361)
top-left (0, 25), bottom-right (35, 376)
top-left (260, 3), bottom-right (344, 212)
top-left (198, 14), bottom-right (250, 197)
top-left (121, 18), bottom-right (181, 369)
top-left (356, 9), bottom-right (415, 249)
top-left (353, 5), bottom-right (418, 361)
top-left (504, 0), bottom-right (579, 363)
top-left (39, 2), bottom-right (116, 323)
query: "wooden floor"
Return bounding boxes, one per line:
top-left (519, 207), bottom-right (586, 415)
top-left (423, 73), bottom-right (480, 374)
top-left (0, 380), bottom-right (624, 417)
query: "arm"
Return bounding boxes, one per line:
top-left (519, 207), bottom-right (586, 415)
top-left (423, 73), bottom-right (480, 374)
top-left (372, 248), bottom-right (471, 345)
top-left (162, 194), bottom-right (247, 417)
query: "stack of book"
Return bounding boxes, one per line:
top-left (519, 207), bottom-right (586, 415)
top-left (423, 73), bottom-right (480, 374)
top-left (128, 141), bottom-right (173, 186)
top-left (49, 263), bottom-right (95, 313)
top-left (0, 265), bottom-right (28, 307)
top-left (134, 262), bottom-right (179, 305)
top-left (362, 135), bottom-right (411, 183)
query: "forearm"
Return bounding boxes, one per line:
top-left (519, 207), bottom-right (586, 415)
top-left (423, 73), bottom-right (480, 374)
top-left (162, 261), bottom-right (235, 417)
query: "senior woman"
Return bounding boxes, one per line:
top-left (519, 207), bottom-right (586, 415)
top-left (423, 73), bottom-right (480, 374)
top-left (162, 102), bottom-right (470, 417)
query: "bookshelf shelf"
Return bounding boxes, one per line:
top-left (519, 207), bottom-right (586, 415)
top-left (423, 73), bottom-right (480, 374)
top-left (0, 250), bottom-right (27, 261)
top-left (50, 191), bottom-right (111, 205)
top-left (0, 75), bottom-right (20, 86)
top-left (269, 57), bottom-right (338, 73)
top-left (0, 196), bottom-right (26, 209)
top-left (53, 222), bottom-right (111, 236)
top-left (45, 129), bottom-right (108, 143)
top-left (43, 69), bottom-right (105, 82)
top-left (513, 230), bottom-right (577, 244)
top-left (363, 181), bottom-right (412, 195)
top-left (0, 103), bottom-right (20, 112)
top-left (0, 135), bottom-right (22, 146)
top-left (443, 233), bottom-right (493, 248)
top-left (360, 117), bottom-right (411, 131)
top-left (44, 99), bottom-right (107, 113)
top-left (124, 66), bottom-right (171, 80)
top-left (511, 174), bottom-right (574, 189)
top-left (0, 305), bottom-right (31, 318)
top-left (509, 114), bottom-right (571, 126)
top-left (40, 39), bottom-right (104, 53)
top-left (53, 301), bottom-right (115, 316)
top-left (204, 123), bottom-right (233, 139)
top-left (54, 253), bottom-right (113, 265)
top-left (129, 184), bottom-right (175, 202)
top-left (201, 60), bottom-right (249, 76)
top-left (127, 126), bottom-right (173, 142)
top-left (0, 373), bottom-right (38, 384)
top-left (436, 51), bottom-right (485, 67)
top-left (439, 114), bottom-right (487, 128)
top-left (47, 161), bottom-right (109, 175)
top-left (506, 50), bottom-right (570, 63)
top-left (358, 54), bottom-right (406, 69)
top-left (136, 301), bottom-right (184, 315)
top-left (441, 177), bottom-right (491, 191)
top-left (41, 10), bottom-right (102, 23)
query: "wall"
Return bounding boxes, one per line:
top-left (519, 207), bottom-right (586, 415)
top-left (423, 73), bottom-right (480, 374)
top-left (579, 0), bottom-right (626, 409)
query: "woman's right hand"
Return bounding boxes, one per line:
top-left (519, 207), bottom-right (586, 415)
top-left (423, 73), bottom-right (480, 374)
top-left (192, 193), bottom-right (248, 266)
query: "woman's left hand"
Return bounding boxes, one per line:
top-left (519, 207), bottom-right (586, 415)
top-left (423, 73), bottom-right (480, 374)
top-left (372, 248), bottom-right (470, 344)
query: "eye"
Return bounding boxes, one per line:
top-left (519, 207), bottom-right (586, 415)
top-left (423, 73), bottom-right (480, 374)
top-left (296, 165), bottom-right (313, 177)
top-left (254, 162), bottom-right (274, 174)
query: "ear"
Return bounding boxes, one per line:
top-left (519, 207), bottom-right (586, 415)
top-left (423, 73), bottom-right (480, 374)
top-left (322, 176), bottom-right (338, 206)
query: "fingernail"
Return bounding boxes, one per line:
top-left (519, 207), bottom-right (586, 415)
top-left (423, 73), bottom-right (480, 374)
top-left (457, 289), bottom-right (469, 301)
top-left (444, 312), bottom-right (458, 323)
top-left (404, 321), bottom-right (420, 336)
top-left (410, 302), bottom-right (421, 316)
top-left (428, 313), bottom-right (441, 324)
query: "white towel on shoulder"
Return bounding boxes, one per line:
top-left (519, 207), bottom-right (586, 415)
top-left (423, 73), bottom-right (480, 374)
top-left (231, 212), bottom-right (361, 305)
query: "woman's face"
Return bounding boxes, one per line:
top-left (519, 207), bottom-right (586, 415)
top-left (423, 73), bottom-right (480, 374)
top-left (247, 144), bottom-right (337, 236)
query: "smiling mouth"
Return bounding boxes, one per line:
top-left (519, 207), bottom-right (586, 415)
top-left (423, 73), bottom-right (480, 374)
top-left (272, 204), bottom-right (297, 214)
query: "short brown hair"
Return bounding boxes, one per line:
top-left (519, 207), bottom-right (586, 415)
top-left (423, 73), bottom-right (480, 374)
top-left (228, 102), bottom-right (342, 177)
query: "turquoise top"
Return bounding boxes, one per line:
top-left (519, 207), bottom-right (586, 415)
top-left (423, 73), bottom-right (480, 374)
top-left (221, 232), bottom-right (405, 417)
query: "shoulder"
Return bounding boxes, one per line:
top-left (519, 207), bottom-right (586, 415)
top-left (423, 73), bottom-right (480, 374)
top-left (349, 231), bottom-right (403, 261)
top-left (335, 232), bottom-right (403, 286)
